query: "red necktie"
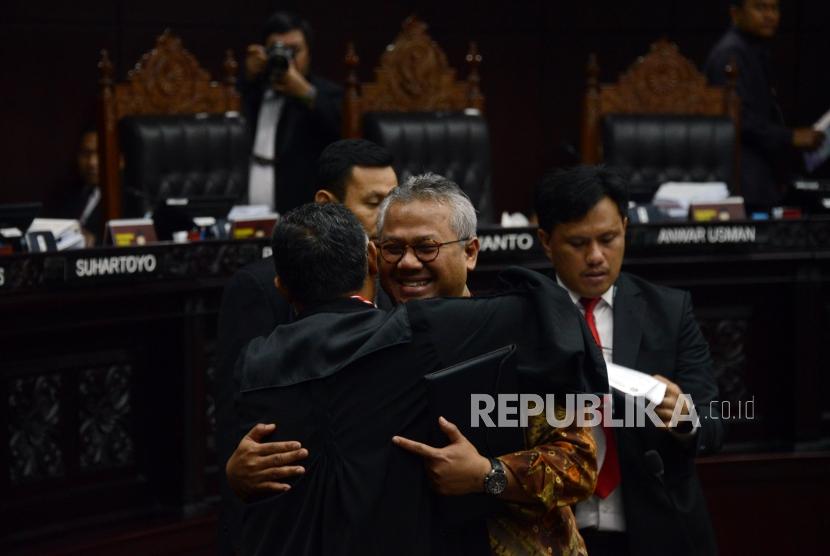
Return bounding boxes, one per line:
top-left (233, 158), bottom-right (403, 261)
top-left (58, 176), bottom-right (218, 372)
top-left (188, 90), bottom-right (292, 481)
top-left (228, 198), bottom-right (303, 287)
top-left (580, 297), bottom-right (621, 499)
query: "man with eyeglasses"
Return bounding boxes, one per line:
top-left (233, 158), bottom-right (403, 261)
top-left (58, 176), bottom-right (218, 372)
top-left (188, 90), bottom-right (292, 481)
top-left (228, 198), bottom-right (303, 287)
top-left (374, 172), bottom-right (479, 302)
top-left (229, 173), bottom-right (603, 555)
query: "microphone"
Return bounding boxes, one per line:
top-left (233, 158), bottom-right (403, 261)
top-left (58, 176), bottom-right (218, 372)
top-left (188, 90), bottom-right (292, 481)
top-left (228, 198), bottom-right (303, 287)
top-left (643, 449), bottom-right (664, 479)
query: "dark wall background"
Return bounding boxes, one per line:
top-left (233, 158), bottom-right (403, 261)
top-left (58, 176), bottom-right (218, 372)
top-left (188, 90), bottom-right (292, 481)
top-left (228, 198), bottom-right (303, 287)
top-left (2, 0), bottom-right (828, 214)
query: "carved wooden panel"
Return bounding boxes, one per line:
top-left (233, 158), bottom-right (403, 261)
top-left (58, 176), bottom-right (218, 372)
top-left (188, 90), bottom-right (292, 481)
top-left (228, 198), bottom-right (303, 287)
top-left (342, 16), bottom-right (485, 138)
top-left (112, 30), bottom-right (236, 118)
top-left (361, 17), bottom-right (469, 112)
top-left (79, 364), bottom-right (134, 470)
top-left (599, 39), bottom-right (726, 115)
top-left (8, 373), bottom-right (65, 484)
top-left (699, 318), bottom-right (751, 406)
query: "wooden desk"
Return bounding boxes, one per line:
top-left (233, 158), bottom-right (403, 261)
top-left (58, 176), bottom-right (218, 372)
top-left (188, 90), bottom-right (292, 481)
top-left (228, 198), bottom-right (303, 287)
top-left (1, 219), bottom-right (829, 550)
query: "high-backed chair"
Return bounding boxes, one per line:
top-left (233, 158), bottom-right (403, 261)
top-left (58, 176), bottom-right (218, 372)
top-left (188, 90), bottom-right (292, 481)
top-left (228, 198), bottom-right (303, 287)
top-left (343, 17), bottom-right (494, 222)
top-left (581, 39), bottom-right (741, 202)
top-left (97, 30), bottom-right (246, 220)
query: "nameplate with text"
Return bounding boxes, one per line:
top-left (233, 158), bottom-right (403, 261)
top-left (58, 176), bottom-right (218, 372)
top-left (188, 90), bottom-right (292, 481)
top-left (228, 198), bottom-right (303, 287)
top-left (476, 227), bottom-right (542, 263)
top-left (73, 254), bottom-right (160, 279)
top-left (655, 225), bottom-right (757, 246)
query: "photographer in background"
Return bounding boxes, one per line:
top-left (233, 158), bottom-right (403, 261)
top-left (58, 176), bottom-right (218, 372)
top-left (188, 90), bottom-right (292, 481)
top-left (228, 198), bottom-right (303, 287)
top-left (240, 11), bottom-right (342, 214)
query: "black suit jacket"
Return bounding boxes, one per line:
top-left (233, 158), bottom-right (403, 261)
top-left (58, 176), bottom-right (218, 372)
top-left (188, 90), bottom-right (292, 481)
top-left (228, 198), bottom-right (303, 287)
top-left (234, 267), bottom-right (607, 556)
top-left (704, 27), bottom-right (792, 207)
top-left (239, 74), bottom-right (343, 213)
top-left (611, 272), bottom-right (724, 556)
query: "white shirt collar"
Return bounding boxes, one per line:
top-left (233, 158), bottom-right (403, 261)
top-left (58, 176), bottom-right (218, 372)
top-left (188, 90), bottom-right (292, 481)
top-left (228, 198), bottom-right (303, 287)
top-left (555, 274), bottom-right (615, 309)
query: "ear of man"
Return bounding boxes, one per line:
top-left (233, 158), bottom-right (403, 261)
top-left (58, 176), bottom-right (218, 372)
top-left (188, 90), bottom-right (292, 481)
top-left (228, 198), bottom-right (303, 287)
top-left (367, 241), bottom-right (379, 279)
top-left (314, 189), bottom-right (339, 205)
top-left (274, 275), bottom-right (292, 303)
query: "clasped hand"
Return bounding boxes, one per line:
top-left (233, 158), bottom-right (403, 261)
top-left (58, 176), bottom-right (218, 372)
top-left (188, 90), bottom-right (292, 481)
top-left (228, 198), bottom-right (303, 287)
top-left (392, 416), bottom-right (491, 496)
top-left (226, 423), bottom-right (308, 502)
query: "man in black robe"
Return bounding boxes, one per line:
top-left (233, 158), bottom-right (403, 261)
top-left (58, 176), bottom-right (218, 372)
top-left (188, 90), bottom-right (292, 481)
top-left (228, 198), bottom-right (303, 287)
top-left (233, 202), bottom-right (604, 555)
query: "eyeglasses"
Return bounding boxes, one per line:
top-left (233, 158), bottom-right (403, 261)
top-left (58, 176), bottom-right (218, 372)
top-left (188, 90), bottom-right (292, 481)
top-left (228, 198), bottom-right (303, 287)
top-left (377, 238), bottom-right (470, 264)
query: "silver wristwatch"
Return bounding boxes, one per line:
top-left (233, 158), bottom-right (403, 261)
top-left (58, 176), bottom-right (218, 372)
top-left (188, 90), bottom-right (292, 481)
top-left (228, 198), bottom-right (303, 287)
top-left (483, 457), bottom-right (507, 495)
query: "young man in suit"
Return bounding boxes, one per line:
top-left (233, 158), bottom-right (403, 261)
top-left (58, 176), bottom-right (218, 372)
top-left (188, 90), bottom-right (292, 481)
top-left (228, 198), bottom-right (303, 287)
top-left (241, 11), bottom-right (343, 214)
top-left (215, 139), bottom-right (397, 555)
top-left (534, 165), bottom-right (725, 555)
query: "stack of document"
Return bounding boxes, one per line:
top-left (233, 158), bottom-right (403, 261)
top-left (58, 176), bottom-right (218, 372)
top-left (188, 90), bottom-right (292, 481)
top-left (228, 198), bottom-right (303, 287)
top-left (653, 182), bottom-right (730, 219)
top-left (28, 218), bottom-right (85, 250)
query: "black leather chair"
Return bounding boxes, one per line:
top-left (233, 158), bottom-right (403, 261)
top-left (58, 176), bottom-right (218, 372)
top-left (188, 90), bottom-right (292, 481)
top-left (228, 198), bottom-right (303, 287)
top-left (602, 114), bottom-right (735, 202)
top-left (344, 18), bottom-right (493, 221)
top-left (119, 114), bottom-right (249, 216)
top-left (363, 111), bottom-right (493, 222)
top-left (581, 40), bottom-right (740, 200)
top-left (97, 30), bottom-right (241, 220)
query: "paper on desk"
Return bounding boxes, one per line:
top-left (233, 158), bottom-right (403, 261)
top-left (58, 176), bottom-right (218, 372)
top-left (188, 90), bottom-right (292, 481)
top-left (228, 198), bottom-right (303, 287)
top-left (28, 218), bottom-right (85, 251)
top-left (227, 205), bottom-right (273, 221)
top-left (804, 107), bottom-right (830, 173)
top-left (606, 362), bottom-right (667, 405)
top-left (652, 182), bottom-right (730, 218)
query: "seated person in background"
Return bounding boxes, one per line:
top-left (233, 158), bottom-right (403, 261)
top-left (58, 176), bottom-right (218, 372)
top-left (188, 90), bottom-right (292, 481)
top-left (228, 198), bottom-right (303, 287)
top-left (241, 11), bottom-right (343, 214)
top-left (535, 165), bottom-right (725, 556)
top-left (49, 129), bottom-right (102, 245)
top-left (234, 201), bottom-right (601, 555)
top-left (704, 0), bottom-right (824, 210)
top-left (230, 175), bottom-right (603, 556)
top-left (215, 138), bottom-right (397, 555)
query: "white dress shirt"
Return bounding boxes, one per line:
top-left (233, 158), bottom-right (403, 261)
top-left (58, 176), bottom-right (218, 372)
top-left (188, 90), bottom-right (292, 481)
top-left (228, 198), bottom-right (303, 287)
top-left (248, 89), bottom-right (285, 210)
top-left (555, 276), bottom-right (626, 533)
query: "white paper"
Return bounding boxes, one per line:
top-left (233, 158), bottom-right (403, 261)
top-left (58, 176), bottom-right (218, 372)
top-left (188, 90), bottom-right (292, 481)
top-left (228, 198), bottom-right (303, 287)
top-left (652, 182), bottom-right (730, 218)
top-left (500, 211), bottom-right (530, 227)
top-left (28, 218), bottom-right (85, 251)
top-left (227, 205), bottom-right (273, 221)
top-left (804, 106), bottom-right (830, 173)
top-left (606, 362), bottom-right (667, 405)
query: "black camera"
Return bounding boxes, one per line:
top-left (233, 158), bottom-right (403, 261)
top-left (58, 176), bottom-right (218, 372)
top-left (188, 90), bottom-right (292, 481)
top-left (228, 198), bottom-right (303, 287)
top-left (265, 42), bottom-right (295, 82)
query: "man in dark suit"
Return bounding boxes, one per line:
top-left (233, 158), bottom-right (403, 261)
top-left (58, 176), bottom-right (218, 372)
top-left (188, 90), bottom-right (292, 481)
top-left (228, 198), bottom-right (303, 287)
top-left (241, 11), bottom-right (343, 214)
top-left (48, 129), bottom-right (103, 245)
top-left (534, 165), bottom-right (725, 555)
top-left (704, 0), bottom-right (824, 210)
top-left (215, 139), bottom-right (397, 554)
top-left (234, 202), bottom-right (602, 555)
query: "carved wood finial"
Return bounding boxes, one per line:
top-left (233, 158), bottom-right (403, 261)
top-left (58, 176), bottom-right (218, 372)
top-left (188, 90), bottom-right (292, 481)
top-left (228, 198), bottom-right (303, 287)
top-left (223, 49), bottom-right (238, 87)
top-left (465, 41), bottom-right (484, 110)
top-left (586, 53), bottom-right (599, 91)
top-left (581, 53), bottom-right (602, 163)
top-left (345, 41), bottom-right (360, 83)
top-left (98, 49), bottom-right (114, 88)
top-left (401, 14), bottom-right (428, 36)
top-left (343, 41), bottom-right (362, 137)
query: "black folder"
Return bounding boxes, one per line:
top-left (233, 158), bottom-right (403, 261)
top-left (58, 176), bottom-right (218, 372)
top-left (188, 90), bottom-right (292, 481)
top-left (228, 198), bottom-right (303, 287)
top-left (423, 344), bottom-right (526, 542)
